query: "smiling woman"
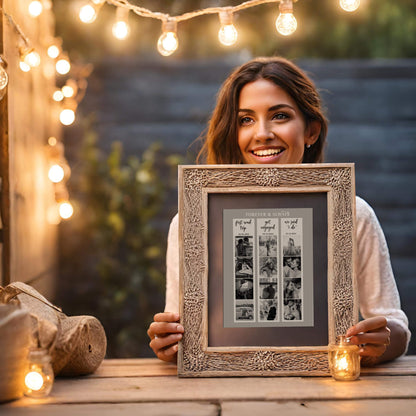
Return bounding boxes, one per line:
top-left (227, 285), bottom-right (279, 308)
top-left (147, 56), bottom-right (410, 366)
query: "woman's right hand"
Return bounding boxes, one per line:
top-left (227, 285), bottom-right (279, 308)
top-left (147, 312), bottom-right (184, 362)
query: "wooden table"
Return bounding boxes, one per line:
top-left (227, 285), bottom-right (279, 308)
top-left (2, 356), bottom-right (416, 415)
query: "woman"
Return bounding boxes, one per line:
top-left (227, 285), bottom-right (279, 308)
top-left (147, 57), bottom-right (410, 365)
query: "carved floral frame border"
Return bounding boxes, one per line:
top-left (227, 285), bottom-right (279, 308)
top-left (177, 164), bottom-right (357, 377)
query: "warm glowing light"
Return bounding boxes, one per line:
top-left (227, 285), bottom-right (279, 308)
top-left (79, 4), bottom-right (97, 24)
top-left (328, 336), bottom-right (360, 381)
top-left (218, 10), bottom-right (238, 46)
top-left (48, 164), bottom-right (65, 183)
top-left (62, 85), bottom-right (75, 98)
top-left (59, 109), bottom-right (75, 126)
top-left (24, 50), bottom-right (41, 67)
top-left (59, 201), bottom-right (74, 219)
top-left (19, 61), bottom-right (31, 72)
top-left (0, 65), bottom-right (8, 100)
top-left (157, 20), bottom-right (179, 57)
top-left (56, 58), bottom-right (71, 75)
top-left (276, 0), bottom-right (297, 36)
top-left (53, 90), bottom-right (64, 101)
top-left (48, 136), bottom-right (57, 146)
top-left (47, 45), bottom-right (60, 59)
top-left (112, 7), bottom-right (130, 40)
top-left (340, 0), bottom-right (360, 12)
top-left (112, 21), bottom-right (130, 40)
top-left (25, 371), bottom-right (44, 391)
top-left (28, 1), bottom-right (43, 17)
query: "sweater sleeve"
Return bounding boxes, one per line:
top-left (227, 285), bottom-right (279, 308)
top-left (164, 213), bottom-right (180, 314)
top-left (355, 196), bottom-right (411, 353)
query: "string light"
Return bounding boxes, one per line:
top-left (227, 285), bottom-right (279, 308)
top-left (339, 0), bottom-right (360, 12)
top-left (157, 19), bottom-right (179, 57)
top-left (48, 164), bottom-right (65, 183)
top-left (19, 47), bottom-right (41, 72)
top-left (58, 201), bottom-right (74, 220)
top-left (218, 10), bottom-right (238, 46)
top-left (53, 89), bottom-right (64, 101)
top-left (79, 0), bottom-right (105, 24)
top-left (112, 7), bottom-right (130, 40)
top-left (28, 1), bottom-right (43, 18)
top-left (275, 0), bottom-right (297, 36)
top-left (56, 55), bottom-right (71, 75)
top-left (0, 58), bottom-right (8, 100)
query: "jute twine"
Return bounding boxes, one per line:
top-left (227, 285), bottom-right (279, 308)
top-left (0, 304), bottom-right (31, 402)
top-left (0, 282), bottom-right (107, 379)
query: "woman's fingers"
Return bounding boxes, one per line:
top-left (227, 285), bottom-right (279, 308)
top-left (359, 343), bottom-right (387, 357)
top-left (147, 321), bottom-right (184, 339)
top-left (346, 316), bottom-right (387, 337)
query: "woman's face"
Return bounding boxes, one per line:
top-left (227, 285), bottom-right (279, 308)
top-left (237, 79), bottom-right (319, 165)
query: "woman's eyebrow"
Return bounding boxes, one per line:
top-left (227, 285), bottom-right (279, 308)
top-left (238, 104), bottom-right (295, 113)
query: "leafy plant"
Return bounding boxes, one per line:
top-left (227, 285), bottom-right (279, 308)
top-left (58, 119), bottom-right (180, 357)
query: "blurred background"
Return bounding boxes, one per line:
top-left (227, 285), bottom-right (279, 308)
top-left (46, 0), bottom-right (416, 357)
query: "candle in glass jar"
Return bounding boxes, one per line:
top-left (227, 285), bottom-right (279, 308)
top-left (328, 335), bottom-right (360, 381)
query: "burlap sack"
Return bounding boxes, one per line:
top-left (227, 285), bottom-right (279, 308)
top-left (0, 282), bottom-right (107, 377)
top-left (0, 304), bottom-right (31, 402)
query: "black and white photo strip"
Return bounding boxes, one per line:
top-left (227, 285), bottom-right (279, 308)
top-left (257, 218), bottom-right (279, 322)
top-left (281, 220), bottom-right (303, 321)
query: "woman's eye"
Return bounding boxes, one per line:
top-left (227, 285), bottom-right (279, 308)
top-left (273, 113), bottom-right (289, 120)
top-left (239, 116), bottom-right (253, 125)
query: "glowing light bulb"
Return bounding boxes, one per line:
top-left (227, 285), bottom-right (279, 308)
top-left (0, 64), bottom-right (8, 100)
top-left (62, 85), bottom-right (75, 98)
top-left (112, 7), bottom-right (130, 40)
top-left (48, 136), bottom-right (57, 146)
top-left (24, 50), bottom-right (41, 67)
top-left (60, 109), bottom-right (75, 126)
top-left (53, 90), bottom-right (64, 101)
top-left (79, 4), bottom-right (97, 24)
top-left (56, 57), bottom-right (71, 75)
top-left (48, 164), bottom-right (65, 183)
top-left (276, 0), bottom-right (297, 36)
top-left (47, 45), bottom-right (60, 59)
top-left (20, 61), bottom-right (31, 72)
top-left (157, 20), bottom-right (179, 57)
top-left (218, 10), bottom-right (238, 46)
top-left (25, 371), bottom-right (44, 391)
top-left (28, 1), bottom-right (43, 17)
top-left (339, 0), bottom-right (360, 12)
top-left (59, 201), bottom-right (74, 219)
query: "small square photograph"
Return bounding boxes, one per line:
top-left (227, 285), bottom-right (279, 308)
top-left (259, 299), bottom-right (278, 321)
top-left (283, 278), bottom-right (302, 300)
top-left (282, 236), bottom-right (301, 256)
top-left (283, 299), bottom-right (302, 321)
top-left (235, 303), bottom-right (254, 321)
top-left (235, 257), bottom-right (253, 278)
top-left (258, 236), bottom-right (277, 257)
top-left (259, 257), bottom-right (278, 278)
top-left (282, 256), bottom-right (302, 278)
top-left (235, 278), bottom-right (253, 300)
top-left (235, 236), bottom-right (253, 257)
top-left (259, 282), bottom-right (278, 300)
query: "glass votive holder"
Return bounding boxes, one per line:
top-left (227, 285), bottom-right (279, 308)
top-left (24, 348), bottom-right (54, 398)
top-left (328, 335), bottom-right (360, 381)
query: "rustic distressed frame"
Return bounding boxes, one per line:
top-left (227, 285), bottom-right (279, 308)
top-left (177, 164), bottom-right (357, 377)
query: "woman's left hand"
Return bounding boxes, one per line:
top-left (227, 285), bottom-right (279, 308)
top-left (346, 316), bottom-right (391, 358)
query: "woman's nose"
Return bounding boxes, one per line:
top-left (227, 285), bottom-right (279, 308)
top-left (254, 120), bottom-right (273, 141)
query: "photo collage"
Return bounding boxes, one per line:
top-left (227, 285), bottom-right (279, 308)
top-left (233, 216), bottom-right (304, 324)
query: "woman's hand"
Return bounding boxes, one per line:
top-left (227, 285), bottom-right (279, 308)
top-left (147, 312), bottom-right (184, 363)
top-left (346, 316), bottom-right (391, 365)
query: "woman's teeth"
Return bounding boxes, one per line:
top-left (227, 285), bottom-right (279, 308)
top-left (252, 149), bottom-right (282, 157)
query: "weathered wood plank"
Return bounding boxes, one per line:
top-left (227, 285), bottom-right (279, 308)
top-left (90, 356), bottom-right (416, 378)
top-left (2, 402), bottom-right (219, 416)
top-left (221, 399), bottom-right (416, 416)
top-left (6, 375), bottom-right (416, 405)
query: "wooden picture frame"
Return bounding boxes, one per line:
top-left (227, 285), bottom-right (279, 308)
top-left (177, 164), bottom-right (357, 377)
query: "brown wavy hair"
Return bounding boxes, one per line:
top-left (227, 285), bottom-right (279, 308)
top-left (197, 57), bottom-right (328, 164)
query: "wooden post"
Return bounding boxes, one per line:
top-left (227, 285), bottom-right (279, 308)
top-left (0, 0), bottom-right (10, 286)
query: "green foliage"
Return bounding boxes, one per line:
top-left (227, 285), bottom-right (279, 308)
top-left (58, 120), bottom-right (180, 357)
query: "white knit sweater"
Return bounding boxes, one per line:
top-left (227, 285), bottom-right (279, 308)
top-left (164, 196), bottom-right (411, 351)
